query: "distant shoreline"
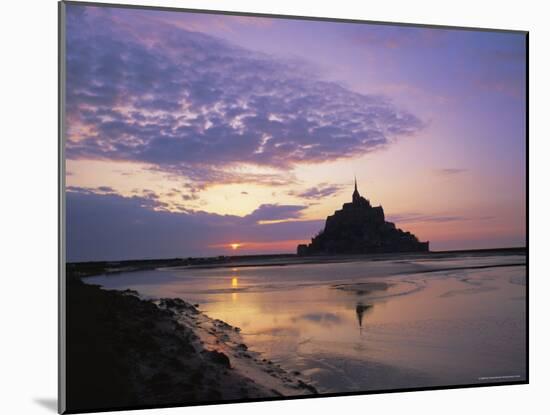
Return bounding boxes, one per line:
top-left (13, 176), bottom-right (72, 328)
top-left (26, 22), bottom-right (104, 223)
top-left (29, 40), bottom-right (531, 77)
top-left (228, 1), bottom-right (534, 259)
top-left (67, 246), bottom-right (526, 279)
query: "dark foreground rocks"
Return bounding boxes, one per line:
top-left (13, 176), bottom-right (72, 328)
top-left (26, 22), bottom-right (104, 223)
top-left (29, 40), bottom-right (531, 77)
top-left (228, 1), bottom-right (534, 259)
top-left (65, 278), bottom-right (278, 412)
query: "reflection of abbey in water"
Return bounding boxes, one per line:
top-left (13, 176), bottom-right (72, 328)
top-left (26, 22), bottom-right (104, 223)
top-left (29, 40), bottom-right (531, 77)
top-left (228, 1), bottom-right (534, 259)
top-left (297, 178), bottom-right (429, 255)
top-left (356, 303), bottom-right (372, 329)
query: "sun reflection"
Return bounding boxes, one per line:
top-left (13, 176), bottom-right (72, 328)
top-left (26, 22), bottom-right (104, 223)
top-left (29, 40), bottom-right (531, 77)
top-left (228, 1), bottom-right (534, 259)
top-left (231, 277), bottom-right (238, 288)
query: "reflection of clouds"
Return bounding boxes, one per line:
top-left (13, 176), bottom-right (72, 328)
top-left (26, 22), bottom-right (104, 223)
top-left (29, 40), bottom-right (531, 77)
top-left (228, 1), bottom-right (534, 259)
top-left (251, 327), bottom-right (300, 337)
top-left (293, 312), bottom-right (342, 326)
top-left (509, 275), bottom-right (526, 286)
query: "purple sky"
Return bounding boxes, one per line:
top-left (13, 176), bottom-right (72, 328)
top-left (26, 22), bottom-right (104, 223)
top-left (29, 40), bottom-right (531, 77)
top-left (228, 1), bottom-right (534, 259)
top-left (64, 4), bottom-right (526, 262)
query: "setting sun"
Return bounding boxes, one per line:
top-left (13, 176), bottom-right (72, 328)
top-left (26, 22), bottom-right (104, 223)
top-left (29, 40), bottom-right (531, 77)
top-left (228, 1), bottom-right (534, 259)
top-left (230, 243), bottom-right (242, 250)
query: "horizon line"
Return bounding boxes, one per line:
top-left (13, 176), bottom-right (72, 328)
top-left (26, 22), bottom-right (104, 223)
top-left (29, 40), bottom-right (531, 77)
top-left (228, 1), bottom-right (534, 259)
top-left (67, 246), bottom-right (527, 265)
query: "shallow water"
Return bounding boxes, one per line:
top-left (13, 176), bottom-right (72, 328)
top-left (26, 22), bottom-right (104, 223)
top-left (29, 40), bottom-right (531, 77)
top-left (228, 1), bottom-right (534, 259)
top-left (86, 253), bottom-right (527, 393)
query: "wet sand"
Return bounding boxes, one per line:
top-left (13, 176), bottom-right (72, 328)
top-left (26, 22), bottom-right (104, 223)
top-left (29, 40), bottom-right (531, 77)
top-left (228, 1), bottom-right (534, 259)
top-left (83, 251), bottom-right (527, 397)
top-left (66, 278), bottom-right (315, 412)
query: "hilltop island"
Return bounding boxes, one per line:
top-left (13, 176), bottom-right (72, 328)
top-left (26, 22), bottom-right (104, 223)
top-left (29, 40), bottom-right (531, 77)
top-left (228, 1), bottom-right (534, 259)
top-left (298, 179), bottom-right (429, 255)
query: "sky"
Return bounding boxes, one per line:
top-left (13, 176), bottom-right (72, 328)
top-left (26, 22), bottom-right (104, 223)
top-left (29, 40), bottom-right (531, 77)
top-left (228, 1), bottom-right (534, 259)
top-left (64, 4), bottom-right (527, 262)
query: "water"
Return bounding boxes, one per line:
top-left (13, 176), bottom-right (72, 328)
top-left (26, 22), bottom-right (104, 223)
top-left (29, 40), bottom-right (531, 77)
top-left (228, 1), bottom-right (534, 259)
top-left (86, 253), bottom-right (527, 393)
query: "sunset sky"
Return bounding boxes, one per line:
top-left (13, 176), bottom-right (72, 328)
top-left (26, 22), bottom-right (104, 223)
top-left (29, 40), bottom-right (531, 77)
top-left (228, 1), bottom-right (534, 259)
top-left (65, 4), bottom-right (526, 262)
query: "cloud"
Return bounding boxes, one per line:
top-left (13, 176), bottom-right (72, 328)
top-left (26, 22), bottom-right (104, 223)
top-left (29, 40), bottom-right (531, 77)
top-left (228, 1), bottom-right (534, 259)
top-left (434, 168), bottom-right (468, 176)
top-left (474, 76), bottom-right (524, 99)
top-left (147, 164), bottom-right (297, 188)
top-left (353, 25), bottom-right (448, 50)
top-left (472, 38), bottom-right (526, 99)
top-left (387, 212), bottom-right (495, 224)
top-left (96, 186), bottom-right (115, 192)
top-left (181, 193), bottom-right (199, 201)
top-left (65, 5), bottom-right (424, 186)
top-left (488, 49), bottom-right (526, 63)
top-left (66, 187), bottom-right (321, 261)
top-left (244, 204), bottom-right (308, 223)
top-left (289, 183), bottom-right (345, 200)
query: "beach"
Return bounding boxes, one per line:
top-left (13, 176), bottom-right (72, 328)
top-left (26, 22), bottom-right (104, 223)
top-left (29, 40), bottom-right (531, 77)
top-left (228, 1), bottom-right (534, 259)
top-left (66, 277), bottom-right (315, 413)
top-left (69, 249), bottom-right (526, 409)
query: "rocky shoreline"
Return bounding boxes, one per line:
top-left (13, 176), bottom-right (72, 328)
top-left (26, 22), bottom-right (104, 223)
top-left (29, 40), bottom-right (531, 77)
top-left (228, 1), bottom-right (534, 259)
top-left (66, 277), bottom-right (316, 412)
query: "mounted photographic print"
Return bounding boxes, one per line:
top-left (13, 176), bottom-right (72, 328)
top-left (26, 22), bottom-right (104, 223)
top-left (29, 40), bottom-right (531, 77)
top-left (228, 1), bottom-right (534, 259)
top-left (58, 1), bottom-right (528, 413)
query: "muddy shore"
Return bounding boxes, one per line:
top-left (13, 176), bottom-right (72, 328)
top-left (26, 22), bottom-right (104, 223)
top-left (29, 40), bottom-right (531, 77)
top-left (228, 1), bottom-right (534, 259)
top-left (66, 277), bottom-right (316, 412)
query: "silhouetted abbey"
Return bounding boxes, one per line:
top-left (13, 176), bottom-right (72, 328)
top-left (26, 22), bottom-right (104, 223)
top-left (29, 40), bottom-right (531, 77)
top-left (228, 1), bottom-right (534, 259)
top-left (297, 179), bottom-right (429, 255)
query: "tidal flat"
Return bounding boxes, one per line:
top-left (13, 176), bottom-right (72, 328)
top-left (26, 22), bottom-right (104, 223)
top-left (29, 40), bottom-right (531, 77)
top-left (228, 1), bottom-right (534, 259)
top-left (83, 250), bottom-right (527, 396)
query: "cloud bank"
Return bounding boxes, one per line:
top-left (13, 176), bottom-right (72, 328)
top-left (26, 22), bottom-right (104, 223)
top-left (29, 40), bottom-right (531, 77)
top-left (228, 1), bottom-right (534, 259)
top-left (66, 188), bottom-right (321, 261)
top-left (289, 183), bottom-right (346, 200)
top-left (66, 5), bottom-right (424, 186)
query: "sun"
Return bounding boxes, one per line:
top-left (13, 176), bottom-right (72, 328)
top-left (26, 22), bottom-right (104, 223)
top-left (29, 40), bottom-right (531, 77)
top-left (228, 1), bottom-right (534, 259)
top-left (230, 243), bottom-right (242, 250)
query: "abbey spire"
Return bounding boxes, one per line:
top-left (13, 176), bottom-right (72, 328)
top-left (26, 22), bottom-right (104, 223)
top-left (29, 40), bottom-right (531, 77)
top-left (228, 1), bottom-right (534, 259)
top-left (352, 176), bottom-right (361, 204)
